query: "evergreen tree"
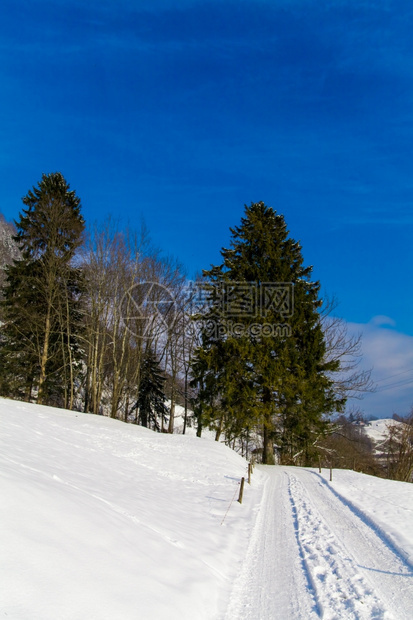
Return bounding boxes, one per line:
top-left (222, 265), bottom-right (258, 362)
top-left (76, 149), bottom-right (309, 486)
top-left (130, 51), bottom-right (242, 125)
top-left (132, 351), bottom-right (168, 431)
top-left (0, 172), bottom-right (85, 407)
top-left (0, 257), bottom-right (39, 399)
top-left (192, 202), bottom-right (345, 464)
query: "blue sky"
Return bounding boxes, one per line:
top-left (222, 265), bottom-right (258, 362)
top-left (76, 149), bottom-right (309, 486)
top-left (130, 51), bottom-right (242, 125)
top-left (1, 0), bottom-right (412, 417)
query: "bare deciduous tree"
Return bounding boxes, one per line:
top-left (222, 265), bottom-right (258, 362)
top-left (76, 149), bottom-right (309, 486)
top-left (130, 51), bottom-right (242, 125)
top-left (382, 420), bottom-right (413, 482)
top-left (0, 214), bottom-right (19, 301)
top-left (321, 296), bottom-right (374, 400)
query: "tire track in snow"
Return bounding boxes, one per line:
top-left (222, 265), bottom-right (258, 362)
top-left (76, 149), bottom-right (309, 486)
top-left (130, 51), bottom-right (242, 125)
top-left (224, 468), bottom-right (318, 620)
top-left (224, 466), bottom-right (413, 620)
top-left (287, 473), bottom-right (392, 619)
top-left (290, 469), bottom-right (413, 619)
top-left (309, 471), bottom-right (413, 568)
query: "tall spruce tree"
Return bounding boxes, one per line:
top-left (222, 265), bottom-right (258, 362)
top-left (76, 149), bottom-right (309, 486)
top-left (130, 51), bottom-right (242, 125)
top-left (192, 202), bottom-right (345, 464)
top-left (0, 172), bottom-right (85, 407)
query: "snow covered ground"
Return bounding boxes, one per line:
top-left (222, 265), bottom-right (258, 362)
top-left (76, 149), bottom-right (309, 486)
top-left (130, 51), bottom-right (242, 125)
top-left (1, 398), bottom-right (413, 619)
top-left (0, 398), bottom-right (264, 619)
top-left (364, 418), bottom-right (404, 445)
top-left (226, 467), bottom-right (413, 619)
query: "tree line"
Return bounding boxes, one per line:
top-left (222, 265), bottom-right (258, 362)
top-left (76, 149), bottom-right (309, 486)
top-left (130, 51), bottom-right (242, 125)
top-left (0, 173), bottom-right (371, 464)
top-left (316, 411), bottom-right (413, 482)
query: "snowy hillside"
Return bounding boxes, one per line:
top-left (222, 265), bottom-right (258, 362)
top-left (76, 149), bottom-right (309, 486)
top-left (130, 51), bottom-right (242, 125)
top-left (1, 398), bottom-right (413, 619)
top-left (0, 398), bottom-right (264, 620)
top-left (364, 418), bottom-right (404, 444)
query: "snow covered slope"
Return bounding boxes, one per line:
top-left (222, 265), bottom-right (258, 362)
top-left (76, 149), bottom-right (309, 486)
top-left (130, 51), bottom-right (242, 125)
top-left (364, 418), bottom-right (404, 444)
top-left (0, 398), bottom-right (264, 620)
top-left (1, 398), bottom-right (413, 619)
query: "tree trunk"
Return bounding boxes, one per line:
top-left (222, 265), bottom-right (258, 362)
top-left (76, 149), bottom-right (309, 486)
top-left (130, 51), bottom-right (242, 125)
top-left (24, 374), bottom-right (33, 402)
top-left (168, 383), bottom-right (175, 433)
top-left (84, 364), bottom-right (90, 413)
top-left (37, 306), bottom-right (51, 405)
top-left (196, 411), bottom-right (203, 437)
top-left (262, 387), bottom-right (275, 464)
top-left (215, 414), bottom-right (224, 442)
top-left (65, 293), bottom-right (74, 410)
top-left (183, 371), bottom-right (188, 435)
top-left (263, 420), bottom-right (275, 465)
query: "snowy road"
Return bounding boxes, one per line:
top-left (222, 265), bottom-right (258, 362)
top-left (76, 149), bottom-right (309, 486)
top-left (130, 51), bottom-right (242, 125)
top-left (225, 466), bottom-right (413, 620)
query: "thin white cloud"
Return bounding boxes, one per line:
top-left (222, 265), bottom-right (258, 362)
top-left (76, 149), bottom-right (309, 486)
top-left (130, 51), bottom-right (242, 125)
top-left (345, 317), bottom-right (413, 418)
top-left (370, 315), bottom-right (397, 328)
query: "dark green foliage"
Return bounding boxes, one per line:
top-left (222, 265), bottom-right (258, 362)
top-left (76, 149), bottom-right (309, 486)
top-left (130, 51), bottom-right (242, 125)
top-left (0, 257), bottom-right (39, 399)
top-left (16, 172), bottom-right (84, 261)
top-left (132, 351), bottom-right (168, 431)
top-left (0, 173), bottom-right (85, 407)
top-left (191, 333), bottom-right (257, 442)
top-left (191, 202), bottom-right (345, 463)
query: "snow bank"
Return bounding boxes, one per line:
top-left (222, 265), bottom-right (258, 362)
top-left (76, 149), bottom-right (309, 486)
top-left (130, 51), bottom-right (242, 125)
top-left (0, 398), bottom-right (265, 620)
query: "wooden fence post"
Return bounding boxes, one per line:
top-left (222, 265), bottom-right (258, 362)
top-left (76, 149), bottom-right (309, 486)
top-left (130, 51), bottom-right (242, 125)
top-left (330, 464), bottom-right (333, 482)
top-left (238, 477), bottom-right (245, 504)
top-left (248, 463), bottom-right (252, 484)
